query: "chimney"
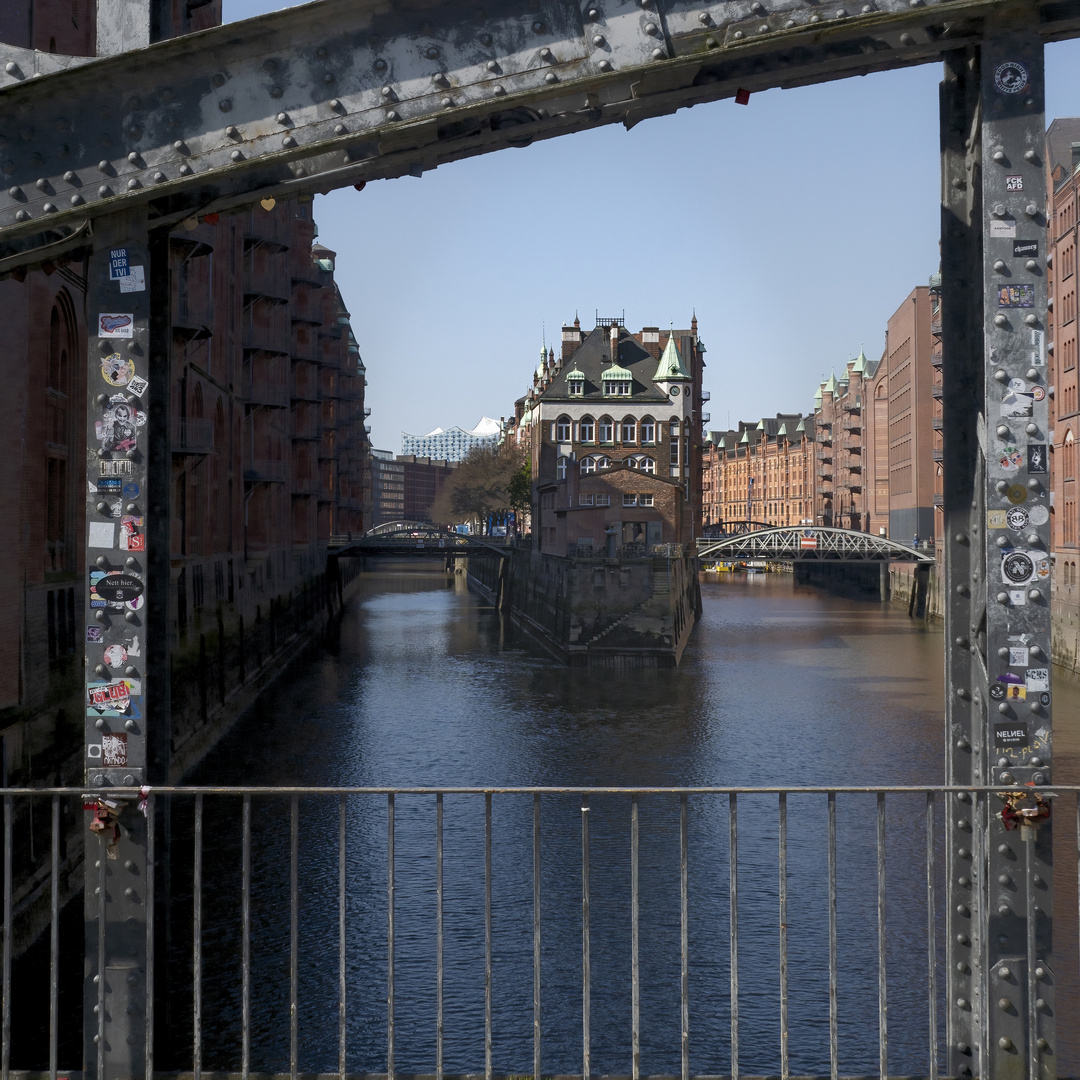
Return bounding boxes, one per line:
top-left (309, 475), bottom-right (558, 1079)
top-left (610, 324), bottom-right (619, 361)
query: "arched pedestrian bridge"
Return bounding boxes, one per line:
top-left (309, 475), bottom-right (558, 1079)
top-left (696, 526), bottom-right (935, 564)
top-left (330, 521), bottom-right (510, 557)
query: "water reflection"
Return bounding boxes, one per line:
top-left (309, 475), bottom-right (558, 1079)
top-left (172, 571), bottom-right (1079, 1074)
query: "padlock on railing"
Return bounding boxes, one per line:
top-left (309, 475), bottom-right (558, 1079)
top-left (996, 790), bottom-right (1052, 832)
top-left (87, 796), bottom-right (123, 858)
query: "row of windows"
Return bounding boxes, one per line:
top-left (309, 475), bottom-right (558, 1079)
top-left (567, 378), bottom-right (635, 397)
top-left (556, 455), bottom-right (657, 479)
top-left (1062, 560), bottom-right (1078, 586)
top-left (553, 416), bottom-right (680, 444)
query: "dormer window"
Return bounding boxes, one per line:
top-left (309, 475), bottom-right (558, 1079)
top-left (604, 380), bottom-right (632, 396)
top-left (568, 378), bottom-right (584, 396)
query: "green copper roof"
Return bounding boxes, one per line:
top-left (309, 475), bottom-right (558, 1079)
top-left (739, 431), bottom-right (749, 444)
top-left (756, 419), bottom-right (765, 430)
top-left (564, 366), bottom-right (586, 382)
top-left (824, 372), bottom-right (839, 395)
top-left (852, 347), bottom-right (868, 375)
top-left (654, 329), bottom-right (691, 381)
top-left (814, 387), bottom-right (822, 404)
top-left (777, 423), bottom-right (788, 437)
top-left (601, 363), bottom-right (634, 380)
top-left (795, 419), bottom-right (806, 433)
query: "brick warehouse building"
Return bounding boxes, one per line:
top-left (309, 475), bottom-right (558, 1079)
top-left (520, 315), bottom-right (707, 554)
top-left (1047, 117), bottom-right (1080, 668)
top-left (0, 0), bottom-right (372, 789)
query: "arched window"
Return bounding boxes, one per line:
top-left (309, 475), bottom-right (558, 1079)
top-left (556, 415), bottom-right (571, 442)
top-left (580, 456), bottom-right (596, 475)
top-left (621, 417), bottom-right (637, 443)
top-left (640, 417), bottom-right (655, 444)
top-left (1064, 429), bottom-right (1075, 480)
top-left (638, 456), bottom-right (656, 474)
top-left (580, 416), bottom-right (595, 443)
top-left (598, 416), bottom-right (614, 443)
top-left (556, 456), bottom-right (568, 481)
top-left (596, 455), bottom-right (611, 470)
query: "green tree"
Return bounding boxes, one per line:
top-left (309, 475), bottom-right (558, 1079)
top-left (429, 444), bottom-right (526, 534)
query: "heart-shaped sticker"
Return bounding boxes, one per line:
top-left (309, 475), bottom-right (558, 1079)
top-left (260, 197), bottom-right (276, 211)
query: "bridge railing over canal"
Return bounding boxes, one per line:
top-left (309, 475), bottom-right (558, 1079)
top-left (2, 785), bottom-right (1075, 1079)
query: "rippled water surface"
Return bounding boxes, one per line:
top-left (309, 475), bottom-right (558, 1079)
top-left (167, 570), bottom-right (1080, 1075)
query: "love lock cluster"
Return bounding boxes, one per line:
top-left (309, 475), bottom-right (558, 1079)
top-left (997, 790), bottom-right (1052, 831)
top-left (88, 796), bottom-right (123, 858)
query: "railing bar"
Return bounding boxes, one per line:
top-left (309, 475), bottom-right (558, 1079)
top-left (925, 791), bottom-right (937, 1080)
top-left (582, 794), bottom-right (591, 1080)
top-left (339, 793), bottom-right (347, 1080)
top-left (828, 791), bottom-right (838, 1080)
top-left (729, 792), bottom-right (738, 1080)
top-left (484, 792), bottom-right (492, 1080)
top-left (680, 791), bottom-right (689, 1080)
top-left (49, 796), bottom-right (59, 1080)
top-left (877, 791), bottom-right (887, 1080)
top-left (145, 792), bottom-right (156, 1080)
top-left (241, 794), bottom-right (252, 1080)
top-left (1025, 828), bottom-right (1038, 1080)
top-left (2, 795), bottom-right (11, 1080)
top-left (194, 792), bottom-right (204, 1080)
top-left (631, 793), bottom-right (640, 1080)
top-left (436, 792), bottom-right (444, 1080)
top-left (388, 792), bottom-right (396, 1080)
top-left (290, 794), bottom-right (299, 1080)
top-left (779, 792), bottom-right (789, 1080)
top-left (533, 792), bottom-right (541, 1080)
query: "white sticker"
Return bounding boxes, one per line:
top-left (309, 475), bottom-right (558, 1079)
top-left (98, 313), bottom-right (134, 338)
top-left (88, 521), bottom-right (115, 548)
top-left (1009, 646), bottom-right (1029, 666)
top-left (1009, 589), bottom-right (1027, 606)
top-left (118, 266), bottom-right (146, 293)
top-left (1026, 668), bottom-right (1049, 691)
top-left (990, 219), bottom-right (1017, 238)
top-left (1028, 505), bottom-right (1049, 525)
top-left (127, 375), bottom-right (148, 397)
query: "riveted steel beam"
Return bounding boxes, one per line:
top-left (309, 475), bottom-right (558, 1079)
top-left (2, 0), bottom-right (1080, 268)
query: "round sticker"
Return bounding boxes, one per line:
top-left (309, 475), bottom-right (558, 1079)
top-left (1032, 385), bottom-right (1045, 401)
top-left (998, 445), bottom-right (1023, 472)
top-left (103, 644), bottom-right (128, 668)
top-left (1028, 505), bottom-right (1049, 525)
top-left (990, 683), bottom-right (1006, 701)
top-left (101, 353), bottom-right (135, 387)
top-left (1039, 691), bottom-right (1051, 707)
top-left (1002, 551), bottom-right (1035, 584)
top-left (1005, 507), bottom-right (1029, 530)
top-left (1006, 484), bottom-right (1028, 504)
top-left (994, 61), bottom-right (1029, 94)
top-left (122, 482), bottom-right (141, 500)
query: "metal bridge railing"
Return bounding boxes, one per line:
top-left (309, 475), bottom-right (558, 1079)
top-left (1, 785), bottom-right (1075, 1079)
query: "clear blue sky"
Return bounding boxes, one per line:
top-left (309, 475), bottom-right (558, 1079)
top-left (226, 1), bottom-right (1080, 452)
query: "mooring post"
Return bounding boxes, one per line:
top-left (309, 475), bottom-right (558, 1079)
top-left (941, 25), bottom-right (1054, 1080)
top-left (83, 209), bottom-right (157, 1078)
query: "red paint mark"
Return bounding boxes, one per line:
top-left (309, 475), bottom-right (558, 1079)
top-left (735, 87), bottom-right (751, 105)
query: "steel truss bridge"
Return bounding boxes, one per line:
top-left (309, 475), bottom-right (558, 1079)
top-left (697, 526), bottom-right (936, 563)
top-left (330, 521), bottom-right (511, 556)
top-left (0, 0), bottom-right (1071, 1073)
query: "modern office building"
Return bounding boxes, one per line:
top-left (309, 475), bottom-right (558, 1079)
top-left (401, 418), bottom-right (502, 461)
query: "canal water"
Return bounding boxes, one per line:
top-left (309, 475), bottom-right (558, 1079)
top-left (167, 568), bottom-right (1079, 1077)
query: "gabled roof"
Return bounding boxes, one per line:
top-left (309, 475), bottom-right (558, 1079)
top-left (654, 329), bottom-right (691, 381)
top-left (535, 325), bottom-right (669, 404)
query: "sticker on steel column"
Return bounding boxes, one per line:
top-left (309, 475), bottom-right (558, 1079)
top-left (95, 395), bottom-right (145, 452)
top-left (127, 375), bottom-right (148, 397)
top-left (995, 723), bottom-right (1028, 747)
top-left (118, 266), bottom-right (146, 293)
top-left (102, 644), bottom-right (128, 668)
top-left (1000, 386), bottom-right (1034, 418)
top-left (1032, 385), bottom-right (1046, 402)
top-left (1028, 505), bottom-right (1049, 525)
top-left (99, 459), bottom-right (133, 478)
top-left (1009, 589), bottom-right (1027, 605)
top-left (120, 515), bottom-right (144, 551)
top-left (1026, 668), bottom-right (1049, 691)
top-left (88, 521), bottom-right (115, 549)
top-left (1031, 329), bottom-right (1045, 365)
top-left (1001, 550), bottom-right (1036, 584)
top-left (1009, 645), bottom-right (1029, 665)
top-left (86, 625), bottom-right (103, 643)
top-left (998, 285), bottom-right (1035, 308)
top-left (108, 248), bottom-right (129, 280)
top-left (997, 445), bottom-right (1024, 471)
top-left (97, 313), bottom-right (134, 338)
top-left (1006, 175), bottom-right (1024, 192)
top-left (1014, 240), bottom-right (1038, 258)
top-left (122, 482), bottom-right (140, 500)
top-left (990, 218), bottom-right (1017, 238)
top-left (90, 570), bottom-right (144, 609)
top-left (101, 353), bottom-right (135, 387)
top-left (97, 478), bottom-right (122, 495)
top-left (87, 679), bottom-right (132, 714)
top-left (994, 61), bottom-right (1029, 94)
top-left (1006, 484), bottom-right (1027, 504)
top-left (988, 510), bottom-right (1008, 528)
top-left (1028, 444), bottom-right (1048, 473)
top-left (101, 732), bottom-right (128, 766)
top-left (990, 683), bottom-right (1007, 701)
top-left (1005, 507), bottom-right (1029, 531)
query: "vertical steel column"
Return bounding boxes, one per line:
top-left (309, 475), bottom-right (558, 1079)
top-left (979, 27), bottom-right (1054, 1080)
top-left (83, 210), bottom-right (155, 1079)
top-left (941, 24), bottom-right (1054, 1080)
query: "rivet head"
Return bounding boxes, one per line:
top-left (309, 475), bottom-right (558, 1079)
top-left (478, 34), bottom-right (492, 46)
top-left (70, 193), bottom-right (84, 205)
top-left (698, 11), bottom-right (711, 22)
top-left (487, 59), bottom-right (500, 70)
top-left (956, 996), bottom-right (969, 1008)
top-left (153, 171), bottom-right (166, 183)
top-left (425, 46), bottom-right (440, 59)
top-left (597, 60), bottom-right (612, 71)
top-left (644, 21), bottom-right (659, 34)
top-left (387, 110), bottom-right (399, 120)
top-left (1024, 313), bottom-right (1037, 326)
top-left (1028, 588), bottom-right (1041, 600)
top-left (992, 149), bottom-right (1005, 161)
top-left (492, 85), bottom-right (505, 95)
top-left (98, 160), bottom-right (111, 172)
top-left (1025, 203), bottom-right (1038, 217)
top-left (230, 150), bottom-right (243, 162)
top-left (179, 164), bottom-right (192, 175)
top-left (532, 19), bottom-right (545, 32)
top-left (381, 86), bottom-right (393, 96)
top-left (441, 96), bottom-right (453, 106)
top-left (652, 47), bottom-right (665, 57)
top-left (999, 1037), bottom-right (1013, 1050)
top-left (996, 424), bottom-right (1010, 437)
top-left (282, 135), bottom-right (297, 148)
top-left (994, 314), bottom-right (1008, 327)
top-left (219, 98), bottom-right (232, 112)
top-left (835, 7), bottom-right (847, 15)
top-left (1025, 422), bottom-right (1038, 434)
top-left (706, 35), bottom-right (719, 46)
top-left (1025, 259), bottom-right (1038, 271)
top-left (127, 178), bottom-right (139, 190)
top-left (540, 47), bottom-right (553, 59)
top-left (333, 124), bottom-right (346, 136)
top-left (226, 125), bottom-right (240, 138)
top-left (545, 71), bottom-right (559, 82)
top-left (997, 592), bottom-right (1009, 604)
top-left (998, 703), bottom-right (1010, 715)
top-left (993, 259), bottom-right (1006, 271)
top-left (588, 8), bottom-right (601, 18)
top-left (994, 368), bottom-right (1008, 381)
top-left (993, 203), bottom-right (1006, 217)
top-left (276, 112), bottom-right (289, 124)
top-left (329, 99), bottom-right (342, 110)
top-left (1027, 478), bottom-right (1040, 490)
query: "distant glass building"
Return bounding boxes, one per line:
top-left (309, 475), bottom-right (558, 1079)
top-left (401, 417), bottom-right (502, 461)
